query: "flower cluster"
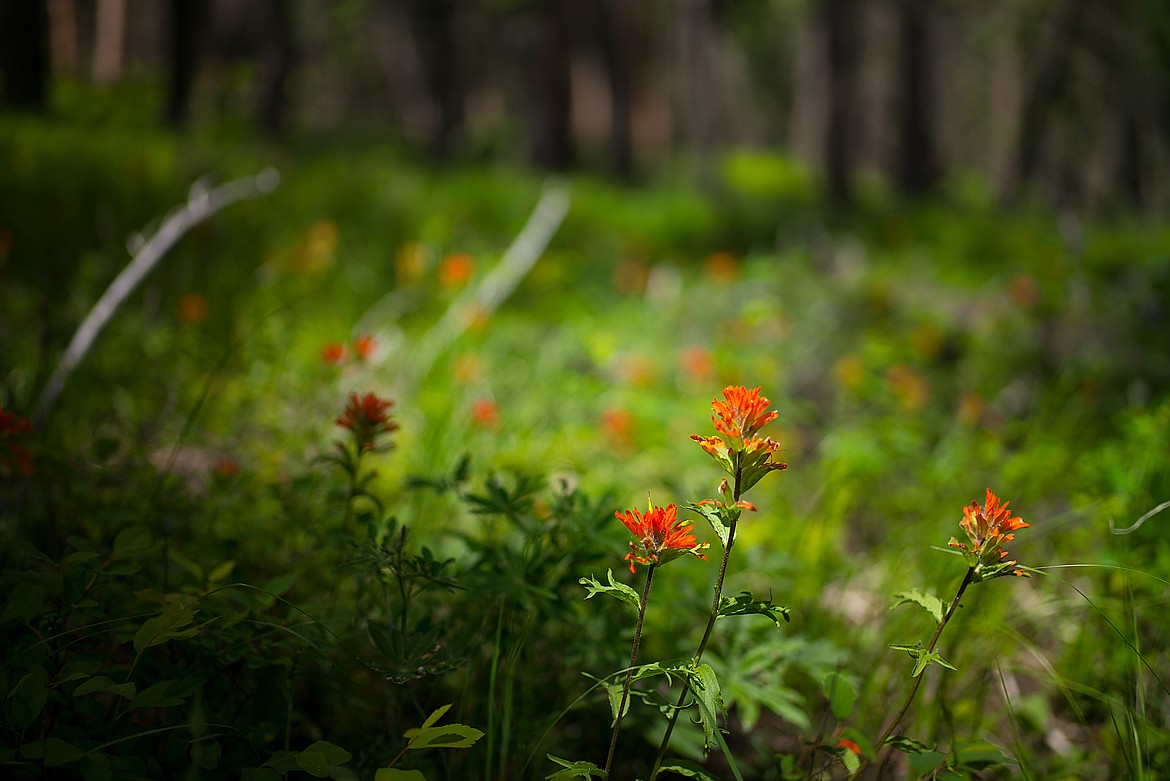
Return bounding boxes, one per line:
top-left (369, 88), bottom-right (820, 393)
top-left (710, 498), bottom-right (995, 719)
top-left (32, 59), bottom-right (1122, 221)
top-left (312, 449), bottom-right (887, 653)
top-left (0, 406), bottom-right (35, 478)
top-left (322, 334), bottom-right (378, 365)
top-left (616, 503), bottom-right (709, 574)
top-left (336, 391), bottom-right (398, 452)
top-left (692, 385), bottom-right (787, 492)
top-left (949, 488), bottom-right (1030, 580)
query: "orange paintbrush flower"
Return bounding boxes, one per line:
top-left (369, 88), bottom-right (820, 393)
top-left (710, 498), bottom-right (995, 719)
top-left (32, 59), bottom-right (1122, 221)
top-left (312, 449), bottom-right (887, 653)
top-left (616, 503), bottom-right (708, 573)
top-left (711, 385), bottom-right (779, 441)
top-left (693, 386), bottom-right (786, 490)
top-left (949, 488), bottom-right (1030, 579)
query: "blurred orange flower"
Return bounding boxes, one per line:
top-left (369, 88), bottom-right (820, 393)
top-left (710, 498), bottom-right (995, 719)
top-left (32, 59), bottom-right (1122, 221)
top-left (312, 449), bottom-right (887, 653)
top-left (321, 342), bottom-right (349, 364)
top-left (949, 488), bottom-right (1030, 579)
top-left (616, 503), bottom-right (708, 573)
top-left (439, 252), bottom-right (475, 288)
top-left (612, 259), bottom-right (649, 296)
top-left (177, 293), bottom-right (208, 324)
top-left (957, 390), bottom-right (984, 427)
top-left (453, 352), bottom-right (485, 383)
top-left (1010, 273), bottom-right (1038, 307)
top-left (213, 458), bottom-right (240, 479)
top-left (354, 334), bottom-right (376, 361)
top-left (680, 346), bottom-right (715, 383)
top-left (297, 219), bottom-right (339, 273)
top-left (886, 364), bottom-right (929, 411)
top-left (704, 251), bottom-right (739, 284)
top-left (471, 398), bottom-right (500, 429)
top-left (601, 407), bottom-right (635, 450)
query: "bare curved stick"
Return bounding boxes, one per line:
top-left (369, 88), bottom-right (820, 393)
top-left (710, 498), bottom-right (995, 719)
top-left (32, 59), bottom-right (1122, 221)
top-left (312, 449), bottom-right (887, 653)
top-left (33, 169), bottom-right (280, 424)
top-left (410, 181), bottom-right (571, 381)
top-left (1110, 499), bottom-right (1170, 535)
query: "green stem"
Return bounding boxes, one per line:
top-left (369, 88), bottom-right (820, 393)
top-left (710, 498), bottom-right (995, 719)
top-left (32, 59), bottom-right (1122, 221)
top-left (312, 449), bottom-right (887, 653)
top-left (650, 465), bottom-right (743, 780)
top-left (603, 563), bottom-right (656, 777)
top-left (850, 566), bottom-right (977, 779)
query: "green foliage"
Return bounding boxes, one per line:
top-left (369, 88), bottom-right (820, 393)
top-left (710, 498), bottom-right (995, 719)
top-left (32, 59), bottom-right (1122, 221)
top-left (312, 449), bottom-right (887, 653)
top-left (580, 570), bottom-right (642, 613)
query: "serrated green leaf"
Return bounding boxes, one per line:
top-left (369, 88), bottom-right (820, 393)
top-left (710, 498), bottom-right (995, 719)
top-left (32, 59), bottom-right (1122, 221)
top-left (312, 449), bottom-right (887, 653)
top-left (419, 704), bottom-right (452, 731)
top-left (74, 675), bottom-right (136, 700)
top-left (688, 663), bottom-right (727, 753)
top-left (892, 589), bottom-right (945, 624)
top-left (580, 570), bottom-right (641, 612)
top-left (375, 770), bottom-right (426, 781)
top-left (544, 755), bottom-right (605, 779)
top-left (716, 591), bottom-right (790, 627)
top-left (658, 759), bottom-right (720, 779)
top-left (685, 502), bottom-right (731, 549)
top-left (132, 601), bottom-right (198, 655)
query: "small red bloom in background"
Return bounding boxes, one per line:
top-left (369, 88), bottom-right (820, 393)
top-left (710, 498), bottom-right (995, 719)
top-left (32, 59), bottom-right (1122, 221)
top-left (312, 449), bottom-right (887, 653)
top-left (439, 252), bottom-right (476, 289)
top-left (837, 738), bottom-right (862, 757)
top-left (601, 407), bottom-right (635, 451)
top-left (177, 293), bottom-right (208, 324)
top-left (680, 346), bottom-right (715, 384)
top-left (336, 392), bottom-right (398, 451)
top-left (949, 488), bottom-right (1030, 579)
top-left (321, 342), bottom-right (349, 364)
top-left (353, 334), bottom-right (377, 361)
top-left (0, 406), bottom-right (36, 478)
top-left (213, 458), bottom-right (240, 479)
top-left (616, 503), bottom-right (708, 573)
top-left (471, 398), bottom-right (500, 429)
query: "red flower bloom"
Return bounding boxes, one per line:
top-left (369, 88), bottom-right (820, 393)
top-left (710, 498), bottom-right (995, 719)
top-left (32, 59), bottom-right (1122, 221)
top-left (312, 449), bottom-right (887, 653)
top-left (692, 386), bottom-right (786, 491)
top-left (616, 503), bottom-right (708, 573)
top-left (321, 342), bottom-right (348, 364)
top-left (471, 398), bottom-right (500, 428)
top-left (0, 406), bottom-right (35, 478)
top-left (353, 334), bottom-right (377, 360)
top-left (335, 392), bottom-right (397, 450)
top-left (949, 488), bottom-right (1030, 579)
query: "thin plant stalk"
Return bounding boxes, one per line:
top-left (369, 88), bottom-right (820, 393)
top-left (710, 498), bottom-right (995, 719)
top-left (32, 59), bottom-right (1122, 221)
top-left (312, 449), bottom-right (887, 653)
top-left (604, 562), bottom-right (656, 777)
top-left (649, 466), bottom-right (743, 780)
top-left (849, 565), bottom-right (976, 779)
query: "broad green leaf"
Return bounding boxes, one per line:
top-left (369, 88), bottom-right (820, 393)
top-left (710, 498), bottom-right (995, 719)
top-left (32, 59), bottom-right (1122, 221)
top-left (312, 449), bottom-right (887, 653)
top-left (2, 582), bottom-right (45, 622)
top-left (129, 679), bottom-right (193, 710)
top-left (207, 559), bottom-right (236, 583)
top-left (133, 601), bottom-right (198, 655)
top-left (375, 770), bottom-right (426, 781)
top-left (685, 502), bottom-right (731, 549)
top-left (21, 737), bottom-right (85, 766)
top-left (952, 738), bottom-right (1012, 770)
top-left (907, 750), bottom-right (946, 775)
top-left (79, 752), bottom-right (113, 781)
top-left (261, 750), bottom-right (302, 772)
top-left (821, 672), bottom-right (856, 720)
top-left (405, 724), bottom-right (484, 750)
top-left (295, 741), bottom-right (353, 779)
top-left (892, 590), bottom-right (945, 624)
top-left (580, 570), bottom-right (641, 612)
top-left (112, 526), bottom-right (152, 559)
top-left (167, 548), bottom-right (204, 582)
top-left (74, 675), bottom-right (136, 700)
top-left (544, 755), bottom-right (605, 779)
top-left (716, 591), bottom-right (790, 627)
top-left (10, 667), bottom-right (48, 730)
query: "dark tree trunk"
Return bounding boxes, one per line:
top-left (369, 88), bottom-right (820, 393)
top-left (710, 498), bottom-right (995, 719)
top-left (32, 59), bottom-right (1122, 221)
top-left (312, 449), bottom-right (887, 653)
top-left (0, 0), bottom-right (49, 110)
top-left (165, 0), bottom-right (202, 128)
top-left (1010, 0), bottom-right (1087, 200)
top-left (257, 0), bottom-right (294, 138)
top-left (598, 0), bottom-right (633, 179)
top-left (531, 0), bottom-right (574, 170)
top-left (823, 0), bottom-right (855, 206)
top-left (406, 0), bottom-right (464, 160)
top-left (895, 0), bottom-right (939, 197)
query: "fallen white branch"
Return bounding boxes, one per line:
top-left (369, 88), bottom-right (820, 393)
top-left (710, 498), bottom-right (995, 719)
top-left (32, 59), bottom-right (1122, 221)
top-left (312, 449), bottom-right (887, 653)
top-left (33, 169), bottom-right (280, 424)
top-left (410, 181), bottom-right (571, 381)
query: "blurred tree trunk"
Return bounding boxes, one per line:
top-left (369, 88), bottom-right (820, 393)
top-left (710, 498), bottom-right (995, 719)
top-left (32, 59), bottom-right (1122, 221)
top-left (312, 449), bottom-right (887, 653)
top-left (598, 0), bottom-right (633, 179)
top-left (531, 0), bottom-right (574, 169)
top-left (92, 0), bottom-right (126, 86)
top-left (1009, 0), bottom-right (1087, 201)
top-left (823, 0), bottom-right (855, 206)
top-left (894, 0), bottom-right (939, 197)
top-left (256, 0), bottom-right (293, 138)
top-left (0, 0), bottom-right (48, 110)
top-left (47, 0), bottom-right (79, 77)
top-left (164, 0), bottom-right (202, 128)
top-left (406, 0), bottom-right (464, 161)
